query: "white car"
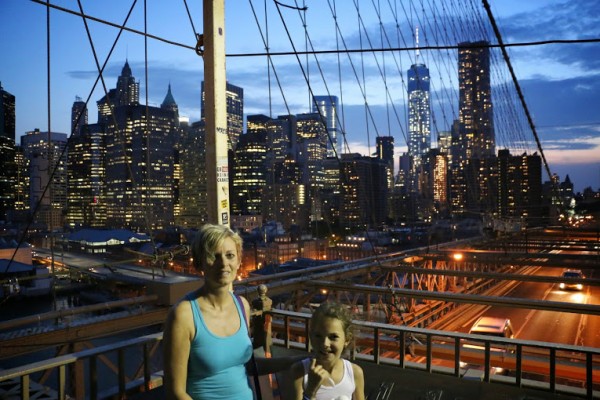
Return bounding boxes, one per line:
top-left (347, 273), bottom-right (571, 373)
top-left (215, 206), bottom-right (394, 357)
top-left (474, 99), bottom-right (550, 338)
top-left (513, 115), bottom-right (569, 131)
top-left (462, 317), bottom-right (515, 376)
top-left (469, 316), bottom-right (514, 339)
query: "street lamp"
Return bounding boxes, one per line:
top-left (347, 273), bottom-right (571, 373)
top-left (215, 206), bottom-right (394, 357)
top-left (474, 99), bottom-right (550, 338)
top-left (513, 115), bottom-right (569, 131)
top-left (452, 253), bottom-right (463, 261)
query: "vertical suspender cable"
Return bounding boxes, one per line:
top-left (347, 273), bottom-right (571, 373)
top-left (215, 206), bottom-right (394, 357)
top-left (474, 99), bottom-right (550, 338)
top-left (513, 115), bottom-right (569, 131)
top-left (265, 0), bottom-right (273, 117)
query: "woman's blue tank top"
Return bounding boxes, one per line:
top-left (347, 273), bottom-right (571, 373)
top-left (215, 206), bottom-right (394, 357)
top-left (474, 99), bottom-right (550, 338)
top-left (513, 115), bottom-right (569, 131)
top-left (185, 292), bottom-right (254, 399)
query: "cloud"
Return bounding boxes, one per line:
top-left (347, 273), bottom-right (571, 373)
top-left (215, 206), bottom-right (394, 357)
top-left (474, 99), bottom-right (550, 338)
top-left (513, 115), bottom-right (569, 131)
top-left (519, 73), bottom-right (600, 129)
top-left (500, 1), bottom-right (600, 42)
top-left (544, 136), bottom-right (600, 164)
top-left (498, 1), bottom-right (600, 73)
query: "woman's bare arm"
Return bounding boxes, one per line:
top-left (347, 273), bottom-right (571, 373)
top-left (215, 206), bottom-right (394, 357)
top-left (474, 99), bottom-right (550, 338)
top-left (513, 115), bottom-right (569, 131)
top-left (252, 353), bottom-right (306, 375)
top-left (163, 301), bottom-right (194, 400)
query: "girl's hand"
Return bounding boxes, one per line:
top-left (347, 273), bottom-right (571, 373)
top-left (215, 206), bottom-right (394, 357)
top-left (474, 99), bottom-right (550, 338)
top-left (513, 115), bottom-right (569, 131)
top-left (304, 358), bottom-right (332, 397)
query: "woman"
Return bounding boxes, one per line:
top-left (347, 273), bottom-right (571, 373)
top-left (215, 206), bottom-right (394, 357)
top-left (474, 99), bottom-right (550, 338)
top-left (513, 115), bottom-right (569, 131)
top-left (163, 223), bottom-right (300, 399)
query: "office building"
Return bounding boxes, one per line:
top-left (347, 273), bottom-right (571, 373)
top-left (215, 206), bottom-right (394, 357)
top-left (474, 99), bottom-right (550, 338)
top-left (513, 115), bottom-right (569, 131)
top-left (201, 81), bottom-right (243, 151)
top-left (405, 41), bottom-right (432, 222)
top-left (312, 95), bottom-right (341, 158)
top-left (321, 157), bottom-right (342, 226)
top-left (296, 113), bottom-right (327, 224)
top-left (0, 83), bottom-right (16, 221)
top-left (71, 96), bottom-right (88, 136)
top-left (453, 40), bottom-right (496, 217)
top-left (176, 120), bottom-right (208, 228)
top-left (407, 51), bottom-right (431, 203)
top-left (67, 121), bottom-right (106, 228)
top-left (376, 136), bottom-right (396, 220)
top-left (422, 148), bottom-right (449, 218)
top-left (103, 63), bottom-right (178, 231)
top-left (407, 62), bottom-right (431, 162)
top-left (231, 129), bottom-right (268, 216)
top-left (21, 129), bottom-right (68, 230)
top-left (12, 147), bottom-right (29, 220)
top-left (339, 153), bottom-right (388, 231)
top-left (497, 149), bottom-right (542, 226)
top-left (458, 41), bottom-right (494, 159)
top-left (0, 82), bottom-right (15, 141)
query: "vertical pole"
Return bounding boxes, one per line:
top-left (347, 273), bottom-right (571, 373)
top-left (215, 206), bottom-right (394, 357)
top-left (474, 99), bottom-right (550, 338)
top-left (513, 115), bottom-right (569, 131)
top-left (204, 0), bottom-right (230, 226)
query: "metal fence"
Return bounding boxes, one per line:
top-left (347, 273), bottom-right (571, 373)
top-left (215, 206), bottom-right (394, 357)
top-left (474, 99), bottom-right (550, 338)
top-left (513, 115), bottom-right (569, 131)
top-left (1, 309), bottom-right (598, 399)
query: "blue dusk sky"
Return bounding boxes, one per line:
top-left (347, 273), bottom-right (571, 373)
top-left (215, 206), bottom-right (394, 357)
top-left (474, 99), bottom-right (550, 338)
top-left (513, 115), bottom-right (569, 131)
top-left (1, 0), bottom-right (599, 192)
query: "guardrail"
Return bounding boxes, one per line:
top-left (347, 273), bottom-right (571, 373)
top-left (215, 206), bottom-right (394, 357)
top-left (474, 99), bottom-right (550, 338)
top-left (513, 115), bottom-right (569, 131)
top-left (1, 309), bottom-right (598, 399)
top-left (272, 309), bottom-right (599, 399)
top-left (0, 332), bottom-right (164, 400)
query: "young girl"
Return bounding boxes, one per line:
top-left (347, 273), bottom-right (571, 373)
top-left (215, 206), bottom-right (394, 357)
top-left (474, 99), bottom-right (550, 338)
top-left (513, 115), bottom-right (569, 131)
top-left (290, 302), bottom-right (365, 400)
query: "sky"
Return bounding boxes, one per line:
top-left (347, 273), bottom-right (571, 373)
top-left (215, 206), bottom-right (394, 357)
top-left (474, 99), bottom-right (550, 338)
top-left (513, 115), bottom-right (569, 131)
top-left (1, 0), bottom-right (599, 193)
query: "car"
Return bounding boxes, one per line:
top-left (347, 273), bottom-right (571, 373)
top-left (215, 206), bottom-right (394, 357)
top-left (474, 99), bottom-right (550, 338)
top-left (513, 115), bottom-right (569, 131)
top-left (559, 269), bottom-right (585, 291)
top-left (468, 316), bottom-right (514, 339)
top-left (462, 317), bottom-right (515, 376)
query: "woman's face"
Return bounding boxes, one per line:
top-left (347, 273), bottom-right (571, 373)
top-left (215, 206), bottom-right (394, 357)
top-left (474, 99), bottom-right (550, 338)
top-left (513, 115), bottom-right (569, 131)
top-left (203, 237), bottom-right (240, 286)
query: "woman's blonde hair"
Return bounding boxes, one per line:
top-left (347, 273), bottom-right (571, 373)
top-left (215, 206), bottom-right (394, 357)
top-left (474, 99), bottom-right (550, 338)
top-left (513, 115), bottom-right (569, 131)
top-left (191, 224), bottom-right (243, 271)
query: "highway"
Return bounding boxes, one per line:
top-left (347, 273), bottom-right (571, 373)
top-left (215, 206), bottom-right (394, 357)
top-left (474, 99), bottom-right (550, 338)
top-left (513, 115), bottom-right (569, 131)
top-left (445, 265), bottom-right (600, 348)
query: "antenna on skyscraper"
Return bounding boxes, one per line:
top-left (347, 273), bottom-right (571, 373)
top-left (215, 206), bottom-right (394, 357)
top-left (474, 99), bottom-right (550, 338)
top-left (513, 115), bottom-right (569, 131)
top-left (415, 26), bottom-right (420, 63)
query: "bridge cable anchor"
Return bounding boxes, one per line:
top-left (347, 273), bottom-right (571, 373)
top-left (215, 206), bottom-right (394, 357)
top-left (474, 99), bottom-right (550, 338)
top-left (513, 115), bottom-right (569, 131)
top-left (195, 33), bottom-right (204, 57)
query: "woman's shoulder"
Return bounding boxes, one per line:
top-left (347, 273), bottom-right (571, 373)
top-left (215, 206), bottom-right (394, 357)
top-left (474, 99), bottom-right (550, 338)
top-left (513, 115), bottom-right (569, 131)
top-left (234, 293), bottom-right (250, 310)
top-left (168, 293), bottom-right (195, 323)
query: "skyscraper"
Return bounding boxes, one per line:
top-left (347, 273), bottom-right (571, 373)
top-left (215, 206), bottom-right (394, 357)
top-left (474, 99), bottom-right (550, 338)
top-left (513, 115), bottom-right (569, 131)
top-left (423, 148), bottom-right (449, 218)
top-left (296, 112), bottom-right (327, 224)
top-left (67, 120), bottom-right (106, 228)
top-left (0, 82), bottom-right (16, 141)
top-left (0, 82), bottom-right (16, 220)
top-left (96, 61), bottom-right (139, 126)
top-left (114, 60), bottom-right (139, 107)
top-left (406, 38), bottom-right (432, 222)
top-left (497, 149), bottom-right (542, 226)
top-left (103, 63), bottom-right (178, 231)
top-left (21, 129), bottom-right (68, 230)
top-left (231, 126), bottom-right (268, 216)
top-left (376, 136), bottom-right (395, 219)
top-left (407, 63), bottom-right (431, 163)
top-left (407, 27), bottom-right (431, 198)
top-left (161, 84), bottom-right (179, 116)
top-left (376, 136), bottom-right (395, 168)
top-left (455, 41), bottom-right (495, 217)
top-left (312, 95), bottom-right (340, 158)
top-left (176, 120), bottom-right (208, 228)
top-left (13, 148), bottom-right (29, 220)
top-left (339, 153), bottom-right (388, 230)
top-left (201, 81), bottom-right (243, 151)
top-left (405, 29), bottom-right (432, 220)
top-left (458, 41), bottom-right (494, 159)
top-left (71, 96), bottom-right (88, 136)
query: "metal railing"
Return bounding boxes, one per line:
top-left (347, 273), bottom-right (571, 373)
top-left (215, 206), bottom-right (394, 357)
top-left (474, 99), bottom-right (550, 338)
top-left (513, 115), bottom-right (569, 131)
top-left (272, 309), bottom-right (599, 399)
top-left (1, 309), bottom-right (599, 399)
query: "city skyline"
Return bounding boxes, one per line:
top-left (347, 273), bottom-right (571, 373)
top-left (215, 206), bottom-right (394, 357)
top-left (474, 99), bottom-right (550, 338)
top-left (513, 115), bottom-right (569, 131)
top-left (6, 61), bottom-right (552, 232)
top-left (1, 0), bottom-right (599, 192)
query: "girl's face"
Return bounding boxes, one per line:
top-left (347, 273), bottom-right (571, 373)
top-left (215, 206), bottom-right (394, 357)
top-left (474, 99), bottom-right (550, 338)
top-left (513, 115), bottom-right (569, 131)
top-left (310, 316), bottom-right (349, 366)
top-left (203, 237), bottom-right (240, 286)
